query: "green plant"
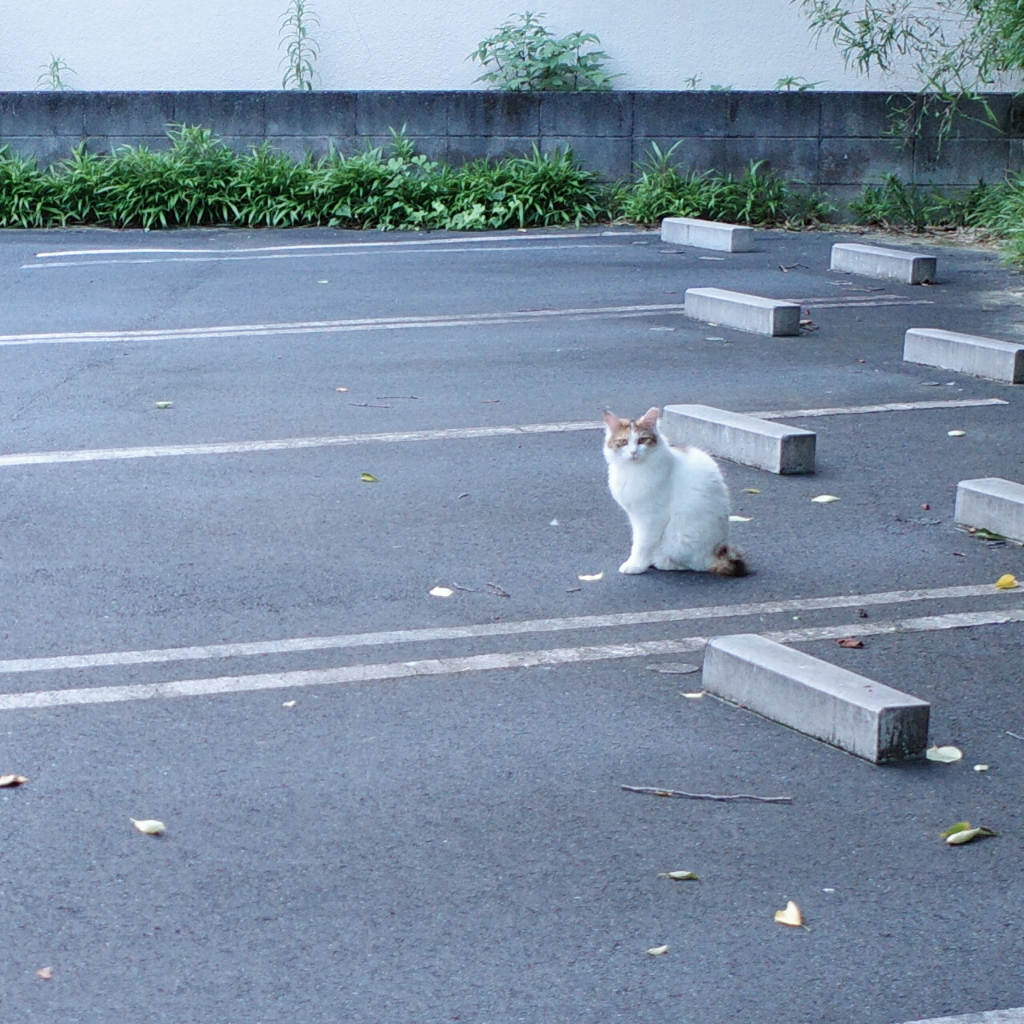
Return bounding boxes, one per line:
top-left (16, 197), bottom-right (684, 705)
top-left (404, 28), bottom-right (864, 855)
top-left (774, 75), bottom-right (822, 91)
top-left (708, 84), bottom-right (734, 91)
top-left (621, 143), bottom-right (833, 227)
top-left (280, 0), bottom-right (320, 91)
top-left (37, 55), bottom-right (75, 91)
top-left (849, 173), bottom-right (989, 230)
top-left (796, 0), bottom-right (1024, 142)
top-left (470, 11), bottom-right (621, 91)
top-left (683, 74), bottom-right (703, 89)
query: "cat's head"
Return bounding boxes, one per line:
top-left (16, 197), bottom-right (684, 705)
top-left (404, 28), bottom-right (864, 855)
top-left (603, 407), bottom-right (661, 464)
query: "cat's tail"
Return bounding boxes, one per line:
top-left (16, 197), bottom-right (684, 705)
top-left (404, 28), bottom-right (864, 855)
top-left (710, 544), bottom-right (749, 577)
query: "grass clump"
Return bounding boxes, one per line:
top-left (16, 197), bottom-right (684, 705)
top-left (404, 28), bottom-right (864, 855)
top-left (621, 143), bottom-right (832, 227)
top-left (0, 125), bottom-right (612, 231)
top-left (849, 173), bottom-right (989, 231)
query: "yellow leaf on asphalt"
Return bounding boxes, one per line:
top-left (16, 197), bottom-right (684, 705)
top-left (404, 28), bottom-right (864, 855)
top-left (360, 473), bottom-right (379, 483)
top-left (994, 574), bottom-right (1019, 590)
top-left (577, 572), bottom-right (604, 581)
top-left (741, 488), bottom-right (761, 494)
top-left (429, 586), bottom-right (454, 598)
top-left (926, 746), bottom-right (963, 763)
top-left (154, 401), bottom-right (173, 409)
top-left (658, 871), bottom-right (699, 881)
top-left (729, 515), bottom-right (752, 522)
top-left (36, 967), bottom-right (53, 981)
top-left (0, 774), bottom-right (27, 787)
top-left (947, 430), bottom-right (966, 437)
top-left (681, 691), bottom-right (705, 699)
top-left (130, 818), bottom-right (166, 835)
top-left (774, 901), bottom-right (803, 927)
top-left (646, 945), bottom-right (669, 956)
top-left (939, 821), bottom-right (972, 839)
top-left (810, 495), bottom-right (840, 503)
top-left (973, 764), bottom-right (990, 772)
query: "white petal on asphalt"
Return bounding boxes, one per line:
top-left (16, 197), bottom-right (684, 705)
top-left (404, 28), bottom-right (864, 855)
top-left (429, 586), bottom-right (454, 598)
top-left (130, 818), bottom-right (166, 835)
top-left (810, 495), bottom-right (840, 503)
top-left (926, 745), bottom-right (963, 763)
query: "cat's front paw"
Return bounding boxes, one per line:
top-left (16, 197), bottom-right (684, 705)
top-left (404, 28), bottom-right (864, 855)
top-left (619, 560), bottom-right (649, 575)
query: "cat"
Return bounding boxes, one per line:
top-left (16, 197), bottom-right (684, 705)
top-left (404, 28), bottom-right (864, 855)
top-left (603, 407), bottom-right (748, 577)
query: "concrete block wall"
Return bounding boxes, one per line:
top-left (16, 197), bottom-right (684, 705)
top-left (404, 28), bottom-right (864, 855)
top-left (0, 90), bottom-right (1020, 190)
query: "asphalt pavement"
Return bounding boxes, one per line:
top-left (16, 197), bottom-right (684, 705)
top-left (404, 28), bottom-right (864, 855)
top-left (0, 224), bottom-right (1022, 1024)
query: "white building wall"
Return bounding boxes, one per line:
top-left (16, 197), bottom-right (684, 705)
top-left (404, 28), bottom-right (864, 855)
top-left (5, 0), bottom-right (919, 92)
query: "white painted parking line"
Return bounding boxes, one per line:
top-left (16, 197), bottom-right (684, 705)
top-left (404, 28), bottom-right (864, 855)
top-left (0, 399), bottom-right (1006, 468)
top-left (0, 583), bottom-right (1014, 675)
top-left (0, 607), bottom-right (1020, 711)
top-left (751, 398), bottom-right (1008, 419)
top-left (896, 1010), bottom-right (1024, 1024)
top-left (21, 242), bottom-right (622, 270)
top-left (33, 231), bottom-right (603, 259)
top-left (0, 303), bottom-right (688, 347)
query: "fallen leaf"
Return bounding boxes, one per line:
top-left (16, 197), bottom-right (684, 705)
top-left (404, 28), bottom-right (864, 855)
top-left (549, 518), bottom-right (559, 526)
top-left (856, 608), bottom-right (869, 618)
top-left (946, 825), bottom-right (997, 845)
top-left (947, 430), bottom-right (966, 437)
top-left (335, 387), bottom-right (349, 393)
top-left (282, 700), bottom-right (297, 708)
top-left (926, 746), bottom-right (963, 763)
top-left (647, 663), bottom-right (700, 675)
top-left (940, 821), bottom-right (972, 839)
top-left (429, 586), bottom-right (453, 598)
top-left (154, 401), bottom-right (173, 409)
top-left (646, 945), bottom-right (670, 956)
top-left (658, 871), bottom-right (699, 881)
top-left (0, 774), bottom-right (27, 787)
top-left (973, 764), bottom-right (990, 772)
top-left (729, 515), bottom-right (752, 522)
top-left (995, 574), bottom-right (1019, 590)
top-left (971, 528), bottom-right (1006, 542)
top-left (741, 487), bottom-right (761, 494)
top-left (317, 279), bottom-right (329, 284)
top-left (680, 691), bottom-right (705, 699)
top-left (360, 473), bottom-right (379, 483)
top-left (810, 495), bottom-right (840, 503)
top-left (921, 503), bottom-right (930, 510)
top-left (36, 967), bottom-right (53, 981)
top-left (837, 638), bottom-right (864, 648)
top-left (577, 572), bottom-right (604, 581)
top-left (774, 901), bottom-right (803, 927)
top-left (130, 818), bottom-right (166, 835)
top-left (565, 587), bottom-right (582, 593)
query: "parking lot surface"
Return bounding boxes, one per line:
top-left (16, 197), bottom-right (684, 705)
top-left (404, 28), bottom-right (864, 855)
top-left (0, 224), bottom-right (1022, 1024)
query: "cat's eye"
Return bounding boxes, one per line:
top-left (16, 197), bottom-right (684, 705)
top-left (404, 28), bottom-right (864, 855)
top-left (613, 438), bottom-right (628, 447)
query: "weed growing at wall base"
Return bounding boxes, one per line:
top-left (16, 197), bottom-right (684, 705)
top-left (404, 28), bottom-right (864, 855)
top-left (621, 143), bottom-right (832, 227)
top-left (0, 126), bottom-right (611, 230)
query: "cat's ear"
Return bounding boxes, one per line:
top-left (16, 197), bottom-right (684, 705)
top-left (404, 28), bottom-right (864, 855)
top-left (603, 410), bottom-right (625, 432)
top-left (637, 407), bottom-right (660, 431)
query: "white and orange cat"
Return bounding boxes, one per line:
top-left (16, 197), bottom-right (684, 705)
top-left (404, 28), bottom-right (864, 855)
top-left (603, 407), bottom-right (747, 577)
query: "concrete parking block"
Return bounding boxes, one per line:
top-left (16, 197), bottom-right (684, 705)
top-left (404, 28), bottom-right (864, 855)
top-left (702, 634), bottom-right (930, 764)
top-left (684, 287), bottom-right (801, 336)
top-left (955, 477), bottom-right (1024, 543)
top-left (661, 404), bottom-right (815, 474)
top-left (660, 216), bottom-right (755, 252)
top-left (830, 242), bottom-right (936, 283)
top-left (904, 328), bottom-right (1024, 383)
